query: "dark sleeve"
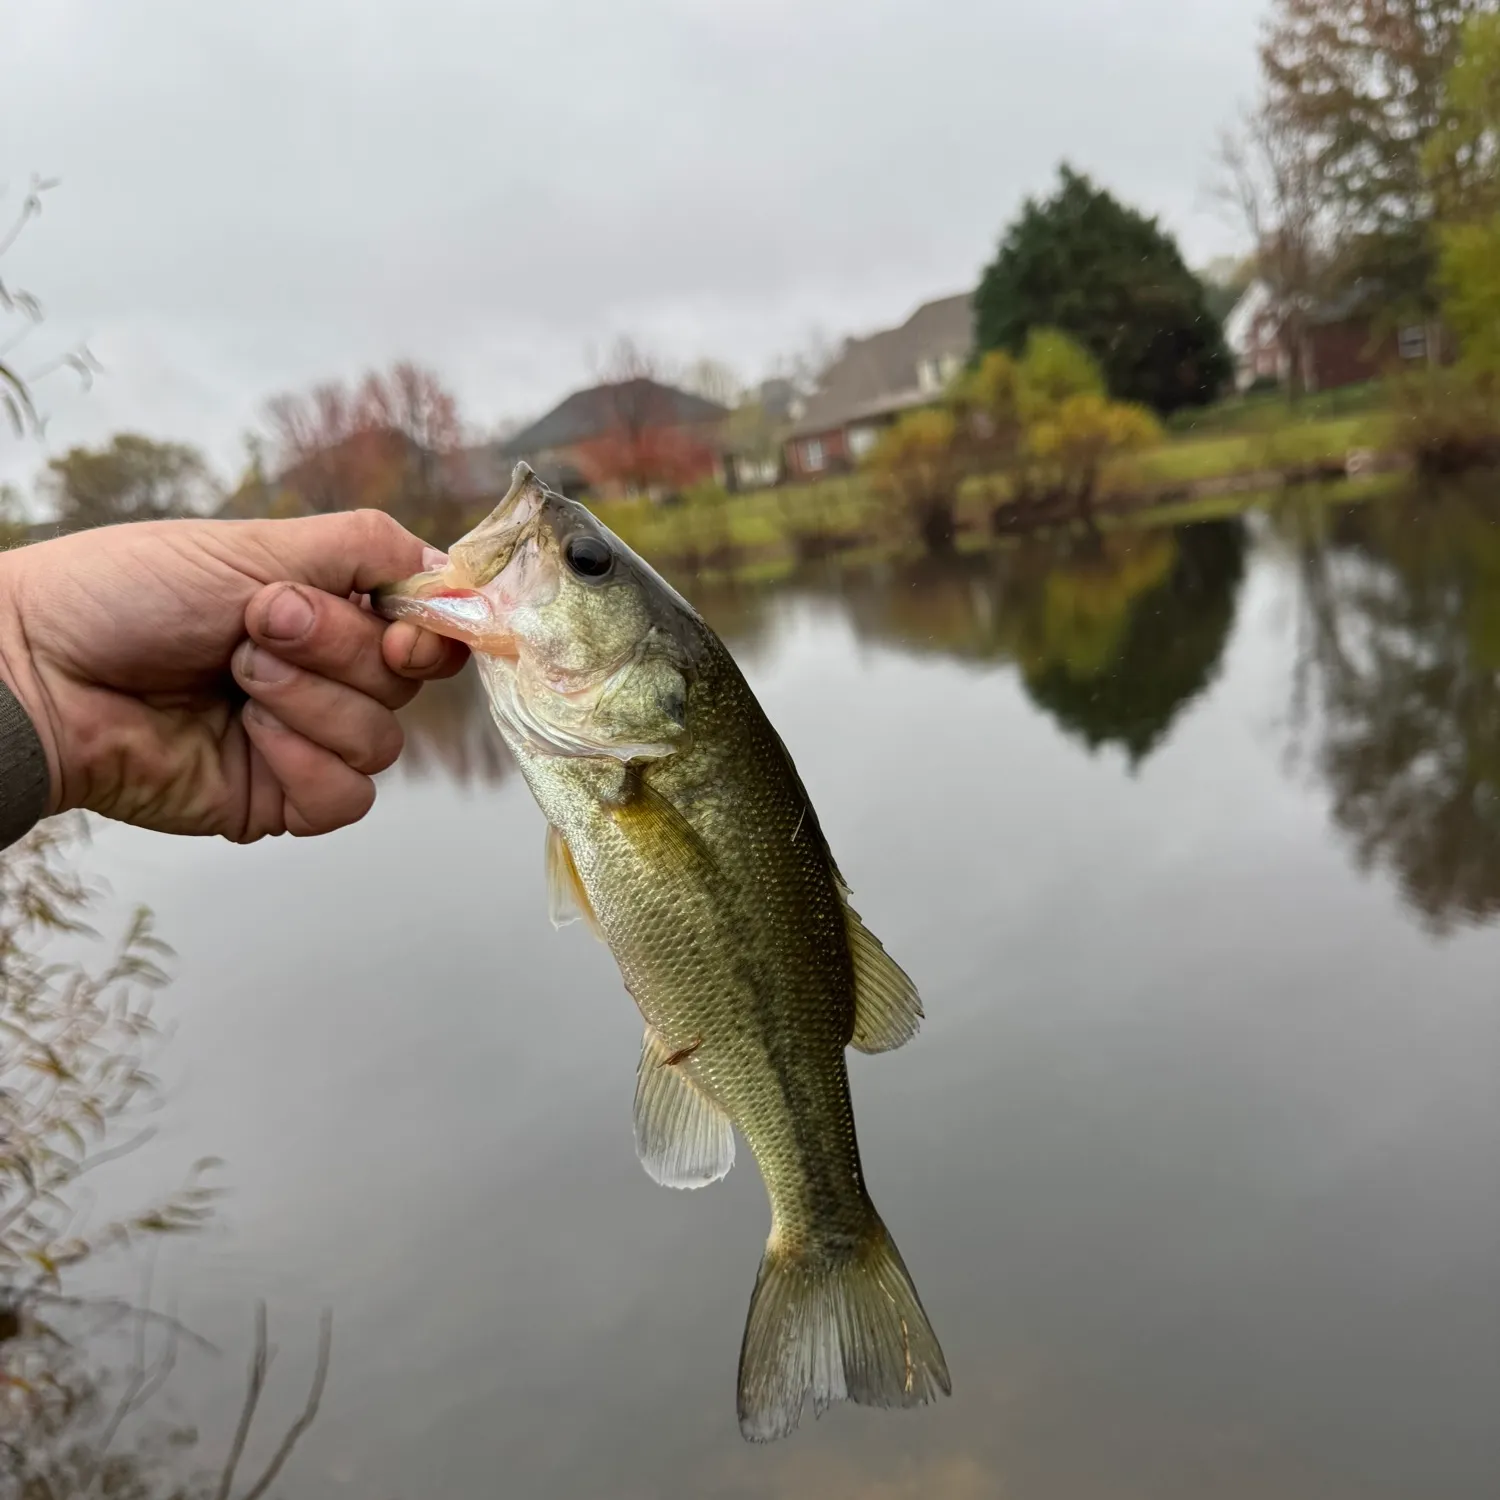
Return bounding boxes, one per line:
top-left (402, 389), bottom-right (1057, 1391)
top-left (0, 677), bottom-right (50, 850)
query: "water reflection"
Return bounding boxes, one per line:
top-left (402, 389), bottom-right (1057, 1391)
top-left (396, 490), bottom-right (1500, 934)
top-left (1277, 481), bottom-right (1500, 933)
top-left (396, 663), bottom-right (511, 787)
top-left (820, 520), bottom-right (1248, 766)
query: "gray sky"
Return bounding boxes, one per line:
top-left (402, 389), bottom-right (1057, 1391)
top-left (3, 0), bottom-right (1265, 490)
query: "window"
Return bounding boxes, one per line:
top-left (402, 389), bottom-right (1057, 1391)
top-left (801, 437), bottom-right (826, 472)
top-left (847, 425), bottom-right (878, 460)
top-left (1398, 324), bottom-right (1427, 361)
top-left (917, 358), bottom-right (941, 393)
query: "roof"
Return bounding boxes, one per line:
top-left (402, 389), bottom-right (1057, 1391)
top-left (501, 378), bottom-right (730, 456)
top-left (789, 292), bottom-right (973, 437)
top-left (1225, 277), bottom-right (1386, 350)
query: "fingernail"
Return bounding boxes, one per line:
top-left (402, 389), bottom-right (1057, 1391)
top-left (263, 584), bottom-right (314, 641)
top-left (242, 700), bottom-right (279, 730)
top-left (403, 630), bottom-right (443, 673)
top-left (421, 547), bottom-right (449, 571)
top-left (237, 642), bottom-right (293, 684)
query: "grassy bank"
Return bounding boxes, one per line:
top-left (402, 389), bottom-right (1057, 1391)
top-left (592, 407), bottom-right (1386, 580)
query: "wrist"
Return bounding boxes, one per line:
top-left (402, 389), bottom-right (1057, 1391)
top-left (0, 551), bottom-right (63, 819)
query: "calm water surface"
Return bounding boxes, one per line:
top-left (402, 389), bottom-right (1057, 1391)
top-left (47, 489), bottom-right (1500, 1497)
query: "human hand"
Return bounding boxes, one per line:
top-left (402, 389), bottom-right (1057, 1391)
top-left (0, 510), bottom-right (469, 840)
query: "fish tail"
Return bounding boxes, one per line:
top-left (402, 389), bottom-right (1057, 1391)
top-left (735, 1212), bottom-right (951, 1442)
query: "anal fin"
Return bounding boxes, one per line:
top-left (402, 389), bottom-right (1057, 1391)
top-left (634, 1027), bottom-right (735, 1189)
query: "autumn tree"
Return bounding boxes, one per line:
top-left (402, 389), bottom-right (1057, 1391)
top-left (1424, 9), bottom-right (1500, 373)
top-left (573, 336), bottom-right (726, 498)
top-left (260, 360), bottom-right (463, 520)
top-left (976, 166), bottom-right (1232, 414)
top-left (1260, 0), bottom-right (1479, 317)
top-left (43, 433), bottom-right (219, 530)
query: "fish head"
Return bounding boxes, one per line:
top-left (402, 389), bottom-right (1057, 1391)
top-left (372, 463), bottom-right (699, 761)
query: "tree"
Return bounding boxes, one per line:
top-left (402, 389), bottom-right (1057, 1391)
top-left (680, 357), bottom-right (743, 409)
top-left (866, 409), bottom-right (963, 549)
top-left (974, 165), bottom-right (1233, 414)
top-left (42, 434), bottom-right (219, 530)
top-left (260, 360), bottom-right (464, 519)
top-left (943, 329), bottom-right (1161, 517)
top-left (574, 335), bottom-right (725, 498)
top-left (1217, 100), bottom-right (1341, 395)
top-left (1, 176), bottom-right (98, 439)
top-left (1260, 0), bottom-right (1479, 317)
top-left (1424, 10), bottom-right (1500, 373)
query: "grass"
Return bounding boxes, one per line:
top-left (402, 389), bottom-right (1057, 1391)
top-left (1164, 380), bottom-right (1388, 438)
top-left (586, 397), bottom-right (1396, 579)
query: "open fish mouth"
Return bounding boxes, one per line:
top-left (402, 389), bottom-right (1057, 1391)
top-left (370, 462), bottom-right (551, 651)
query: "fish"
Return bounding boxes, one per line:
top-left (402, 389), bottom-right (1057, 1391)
top-left (372, 463), bottom-right (950, 1441)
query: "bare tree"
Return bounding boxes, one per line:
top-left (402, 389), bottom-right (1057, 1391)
top-left (679, 357), bottom-right (742, 409)
top-left (1217, 100), bottom-right (1339, 396)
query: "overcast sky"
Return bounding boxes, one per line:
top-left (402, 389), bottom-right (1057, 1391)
top-left (3, 0), bottom-right (1266, 490)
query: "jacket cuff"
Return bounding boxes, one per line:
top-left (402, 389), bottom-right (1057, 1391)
top-left (0, 677), bottom-right (50, 850)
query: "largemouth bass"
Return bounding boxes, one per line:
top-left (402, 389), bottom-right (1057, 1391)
top-left (373, 463), bottom-right (950, 1441)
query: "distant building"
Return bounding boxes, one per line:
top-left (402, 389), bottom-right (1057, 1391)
top-left (1225, 279), bottom-right (1449, 393)
top-left (782, 293), bottom-right (973, 481)
top-left (492, 377), bottom-right (731, 501)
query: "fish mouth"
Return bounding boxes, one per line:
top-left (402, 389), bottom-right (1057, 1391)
top-left (370, 462), bottom-right (548, 652)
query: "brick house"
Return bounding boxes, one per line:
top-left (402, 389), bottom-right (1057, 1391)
top-left (493, 378), bottom-right (730, 501)
top-left (1225, 279), bottom-right (1450, 393)
top-left (783, 292), bottom-right (973, 481)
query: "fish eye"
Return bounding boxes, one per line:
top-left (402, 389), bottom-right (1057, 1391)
top-left (565, 534), bottom-right (614, 580)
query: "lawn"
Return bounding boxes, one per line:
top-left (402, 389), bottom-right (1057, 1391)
top-left (590, 402), bottom-right (1391, 572)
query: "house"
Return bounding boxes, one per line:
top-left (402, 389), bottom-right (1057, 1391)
top-left (782, 292), bottom-right (973, 481)
top-left (718, 377), bottom-right (809, 492)
top-left (495, 377), bottom-right (731, 501)
top-left (1225, 279), bottom-right (1449, 394)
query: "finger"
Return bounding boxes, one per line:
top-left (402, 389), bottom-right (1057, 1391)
top-left (241, 701), bottom-right (377, 836)
top-left (232, 642), bottom-right (405, 775)
top-left (228, 510), bottom-right (443, 598)
top-left (382, 620), bottom-right (471, 680)
top-left (246, 582), bottom-right (419, 710)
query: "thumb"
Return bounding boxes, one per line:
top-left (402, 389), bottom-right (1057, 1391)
top-left (234, 509), bottom-right (434, 598)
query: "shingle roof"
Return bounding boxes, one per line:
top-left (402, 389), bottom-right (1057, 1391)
top-left (500, 378), bottom-right (730, 456)
top-left (790, 292), bottom-right (974, 437)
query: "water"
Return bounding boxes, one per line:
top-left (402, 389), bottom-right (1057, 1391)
top-left (19, 487), bottom-right (1500, 1498)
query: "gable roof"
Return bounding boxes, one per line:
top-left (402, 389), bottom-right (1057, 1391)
top-left (501, 377), bottom-right (730, 456)
top-left (790, 292), bottom-right (974, 437)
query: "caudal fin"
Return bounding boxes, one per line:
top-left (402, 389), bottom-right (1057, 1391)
top-left (736, 1215), bottom-right (950, 1442)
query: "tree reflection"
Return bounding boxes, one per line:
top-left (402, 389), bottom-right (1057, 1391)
top-left (1279, 483), bottom-right (1500, 933)
top-left (1014, 520), bottom-right (1247, 765)
top-left (824, 519), bottom-right (1247, 767)
top-left (397, 664), bottom-right (512, 786)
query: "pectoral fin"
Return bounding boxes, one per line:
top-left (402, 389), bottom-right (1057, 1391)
top-left (838, 880), bottom-right (923, 1053)
top-left (634, 1027), bottom-right (735, 1189)
top-left (545, 825), bottom-right (599, 935)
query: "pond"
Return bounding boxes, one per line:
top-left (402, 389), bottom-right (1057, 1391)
top-left (13, 484), bottom-right (1500, 1499)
